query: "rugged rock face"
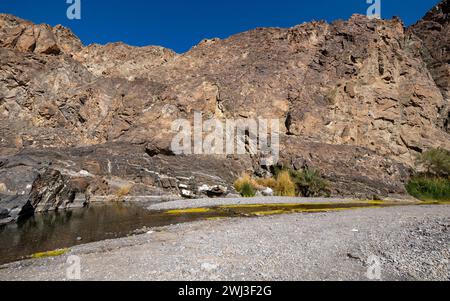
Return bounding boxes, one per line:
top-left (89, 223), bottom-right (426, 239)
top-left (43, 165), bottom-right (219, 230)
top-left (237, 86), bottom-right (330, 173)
top-left (409, 0), bottom-right (450, 132)
top-left (0, 14), bottom-right (82, 55)
top-left (0, 1), bottom-right (449, 222)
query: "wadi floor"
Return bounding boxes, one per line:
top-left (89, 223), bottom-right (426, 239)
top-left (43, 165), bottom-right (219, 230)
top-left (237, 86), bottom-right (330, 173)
top-left (0, 202), bottom-right (449, 281)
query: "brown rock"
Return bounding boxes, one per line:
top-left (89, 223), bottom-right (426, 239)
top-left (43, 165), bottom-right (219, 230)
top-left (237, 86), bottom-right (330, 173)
top-left (0, 2), bottom-right (449, 210)
top-left (15, 26), bottom-right (35, 52)
top-left (34, 25), bottom-right (60, 54)
top-left (409, 0), bottom-right (450, 132)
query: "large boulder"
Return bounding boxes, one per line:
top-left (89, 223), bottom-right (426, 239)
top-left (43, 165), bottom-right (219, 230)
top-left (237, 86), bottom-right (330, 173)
top-left (27, 169), bottom-right (88, 212)
top-left (0, 167), bottom-right (92, 225)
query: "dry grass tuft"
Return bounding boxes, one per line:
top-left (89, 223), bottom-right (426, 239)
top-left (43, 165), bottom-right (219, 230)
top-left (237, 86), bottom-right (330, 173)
top-left (274, 170), bottom-right (297, 197)
top-left (115, 184), bottom-right (133, 200)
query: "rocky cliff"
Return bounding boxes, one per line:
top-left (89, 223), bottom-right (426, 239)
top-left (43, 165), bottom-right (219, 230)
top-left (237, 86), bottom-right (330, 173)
top-left (1, 1), bottom-right (449, 223)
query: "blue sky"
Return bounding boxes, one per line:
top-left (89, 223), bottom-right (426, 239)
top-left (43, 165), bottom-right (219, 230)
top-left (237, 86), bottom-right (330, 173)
top-left (0, 0), bottom-right (441, 53)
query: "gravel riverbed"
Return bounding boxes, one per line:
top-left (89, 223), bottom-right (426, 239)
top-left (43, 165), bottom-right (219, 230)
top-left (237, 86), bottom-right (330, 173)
top-left (146, 196), bottom-right (413, 211)
top-left (0, 204), bottom-right (449, 281)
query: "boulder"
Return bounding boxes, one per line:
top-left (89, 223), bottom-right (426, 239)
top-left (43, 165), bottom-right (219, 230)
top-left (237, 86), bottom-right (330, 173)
top-left (27, 169), bottom-right (88, 213)
top-left (180, 189), bottom-right (195, 199)
top-left (198, 185), bottom-right (228, 198)
top-left (0, 194), bottom-right (29, 223)
top-left (145, 140), bottom-right (175, 157)
top-left (0, 207), bottom-right (8, 219)
top-left (262, 188), bottom-right (274, 197)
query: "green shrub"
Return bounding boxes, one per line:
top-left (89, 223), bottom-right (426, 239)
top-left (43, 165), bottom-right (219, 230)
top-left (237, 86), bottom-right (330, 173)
top-left (292, 168), bottom-right (328, 197)
top-left (234, 173), bottom-right (253, 192)
top-left (271, 164), bottom-right (287, 178)
top-left (406, 176), bottom-right (450, 201)
top-left (233, 167), bottom-right (328, 198)
top-left (240, 182), bottom-right (256, 197)
top-left (418, 148), bottom-right (450, 177)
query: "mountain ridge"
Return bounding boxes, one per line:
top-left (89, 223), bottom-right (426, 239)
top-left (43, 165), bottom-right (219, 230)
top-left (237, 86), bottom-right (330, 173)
top-left (0, 1), bottom-right (449, 223)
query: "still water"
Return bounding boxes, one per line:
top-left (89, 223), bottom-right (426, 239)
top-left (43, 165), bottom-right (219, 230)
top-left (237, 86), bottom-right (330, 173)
top-left (0, 203), bottom-right (233, 265)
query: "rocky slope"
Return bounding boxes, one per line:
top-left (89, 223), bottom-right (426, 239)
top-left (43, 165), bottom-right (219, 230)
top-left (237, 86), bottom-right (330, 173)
top-left (409, 0), bottom-right (450, 131)
top-left (1, 1), bottom-right (449, 223)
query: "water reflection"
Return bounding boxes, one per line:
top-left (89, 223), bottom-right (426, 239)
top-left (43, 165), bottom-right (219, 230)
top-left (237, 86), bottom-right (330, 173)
top-left (0, 203), bottom-right (225, 265)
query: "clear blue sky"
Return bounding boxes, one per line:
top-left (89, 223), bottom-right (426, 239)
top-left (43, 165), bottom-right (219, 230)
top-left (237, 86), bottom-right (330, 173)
top-left (0, 0), bottom-right (441, 53)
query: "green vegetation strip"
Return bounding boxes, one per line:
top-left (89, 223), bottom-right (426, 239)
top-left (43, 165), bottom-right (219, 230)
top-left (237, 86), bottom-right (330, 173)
top-left (406, 148), bottom-right (450, 201)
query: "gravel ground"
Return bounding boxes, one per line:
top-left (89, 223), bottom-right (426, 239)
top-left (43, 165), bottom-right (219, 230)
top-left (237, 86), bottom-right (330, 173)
top-left (0, 205), bottom-right (449, 281)
top-left (146, 196), bottom-right (414, 211)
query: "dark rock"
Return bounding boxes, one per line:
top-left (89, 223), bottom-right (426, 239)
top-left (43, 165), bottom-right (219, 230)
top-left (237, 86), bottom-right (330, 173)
top-left (0, 217), bottom-right (13, 226)
top-left (0, 207), bottom-right (8, 219)
top-left (198, 185), bottom-right (229, 198)
top-left (207, 185), bottom-right (228, 197)
top-left (145, 140), bottom-right (175, 157)
top-left (0, 194), bottom-right (30, 222)
top-left (28, 169), bottom-right (88, 213)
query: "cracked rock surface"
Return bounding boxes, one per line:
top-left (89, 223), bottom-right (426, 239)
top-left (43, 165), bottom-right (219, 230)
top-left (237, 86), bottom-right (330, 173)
top-left (1, 1), bottom-right (450, 220)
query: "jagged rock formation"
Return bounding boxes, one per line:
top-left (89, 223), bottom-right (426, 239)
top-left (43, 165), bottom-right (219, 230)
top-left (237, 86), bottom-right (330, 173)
top-left (0, 1), bottom-right (449, 223)
top-left (409, 0), bottom-right (450, 132)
